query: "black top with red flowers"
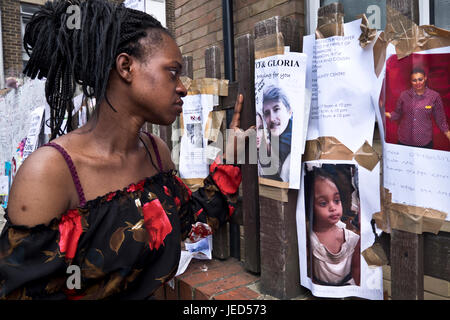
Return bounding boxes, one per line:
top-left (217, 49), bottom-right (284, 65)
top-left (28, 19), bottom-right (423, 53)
top-left (0, 132), bottom-right (241, 299)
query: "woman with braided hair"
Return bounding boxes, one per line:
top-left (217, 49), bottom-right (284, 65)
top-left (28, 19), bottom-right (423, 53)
top-left (0, 0), bottom-right (247, 299)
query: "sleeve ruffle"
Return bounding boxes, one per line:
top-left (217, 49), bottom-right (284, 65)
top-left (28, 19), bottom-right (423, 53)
top-left (174, 160), bottom-right (241, 240)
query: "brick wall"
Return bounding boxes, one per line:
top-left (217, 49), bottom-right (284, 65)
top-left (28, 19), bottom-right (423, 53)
top-left (1, 0), bottom-right (22, 79)
top-left (174, 0), bottom-right (305, 79)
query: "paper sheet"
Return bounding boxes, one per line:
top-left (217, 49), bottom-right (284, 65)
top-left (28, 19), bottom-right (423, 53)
top-left (254, 51), bottom-right (307, 189)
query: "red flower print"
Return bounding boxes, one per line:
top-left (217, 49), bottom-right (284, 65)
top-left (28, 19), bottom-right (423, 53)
top-left (142, 199), bottom-right (173, 250)
top-left (228, 204), bottom-right (236, 217)
top-left (127, 180), bottom-right (145, 193)
top-left (174, 196), bottom-right (181, 208)
top-left (195, 208), bottom-right (204, 217)
top-left (106, 192), bottom-right (116, 201)
top-left (210, 163), bottom-right (241, 195)
top-left (174, 175), bottom-right (192, 198)
top-left (163, 186), bottom-right (172, 197)
top-left (58, 209), bottom-right (83, 260)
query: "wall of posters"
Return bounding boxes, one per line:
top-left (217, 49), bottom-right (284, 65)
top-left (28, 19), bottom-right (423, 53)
top-left (255, 51), bottom-right (307, 189)
top-left (298, 18), bottom-right (383, 299)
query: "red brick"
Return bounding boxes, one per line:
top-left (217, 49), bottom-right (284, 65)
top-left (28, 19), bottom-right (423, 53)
top-left (196, 272), bottom-right (259, 298)
top-left (214, 287), bottom-right (261, 300)
top-left (164, 281), bottom-right (179, 300)
top-left (153, 285), bottom-right (166, 300)
top-left (178, 278), bottom-right (194, 300)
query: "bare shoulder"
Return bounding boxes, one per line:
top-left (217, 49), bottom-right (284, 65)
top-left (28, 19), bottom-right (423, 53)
top-left (7, 145), bottom-right (76, 227)
top-left (142, 132), bottom-right (175, 171)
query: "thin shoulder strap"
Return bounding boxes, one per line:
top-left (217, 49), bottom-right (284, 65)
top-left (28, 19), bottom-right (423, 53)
top-left (43, 142), bottom-right (87, 207)
top-left (141, 131), bottom-right (164, 172)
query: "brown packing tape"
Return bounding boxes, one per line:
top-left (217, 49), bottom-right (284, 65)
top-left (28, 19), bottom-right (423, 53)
top-left (254, 32), bottom-right (285, 60)
top-left (259, 183), bottom-right (289, 202)
top-left (377, 188), bottom-right (449, 234)
top-left (357, 14), bottom-right (377, 49)
top-left (204, 110), bottom-right (225, 142)
top-left (385, 6), bottom-right (450, 60)
top-left (362, 242), bottom-right (389, 267)
top-left (258, 177), bottom-right (289, 189)
top-left (181, 178), bottom-right (204, 192)
top-left (388, 203), bottom-right (447, 235)
top-left (315, 2), bottom-right (344, 39)
top-left (180, 76), bottom-right (192, 92)
top-left (303, 137), bottom-right (380, 171)
top-left (372, 32), bottom-right (388, 78)
top-left (179, 113), bottom-right (184, 137)
top-left (354, 141), bottom-right (381, 172)
top-left (187, 78), bottom-right (229, 96)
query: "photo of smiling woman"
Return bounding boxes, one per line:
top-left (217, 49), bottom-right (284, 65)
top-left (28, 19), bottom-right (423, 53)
top-left (382, 53), bottom-right (450, 151)
top-left (304, 163), bottom-right (361, 286)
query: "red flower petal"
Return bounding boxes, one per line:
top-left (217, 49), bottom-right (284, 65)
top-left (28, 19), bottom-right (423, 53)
top-left (106, 192), bottom-right (116, 201)
top-left (142, 199), bottom-right (173, 250)
top-left (58, 209), bottom-right (83, 260)
top-left (228, 204), bottom-right (236, 217)
top-left (195, 208), bottom-right (204, 217)
top-left (174, 196), bottom-right (181, 208)
top-left (210, 164), bottom-right (241, 195)
top-left (174, 175), bottom-right (192, 198)
top-left (127, 180), bottom-right (145, 193)
top-left (163, 186), bottom-right (171, 197)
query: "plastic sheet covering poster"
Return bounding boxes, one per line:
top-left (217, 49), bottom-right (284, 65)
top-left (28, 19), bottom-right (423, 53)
top-left (179, 94), bottom-right (216, 179)
top-left (297, 19), bottom-right (383, 299)
top-left (255, 50), bottom-right (307, 189)
top-left (373, 44), bottom-right (450, 220)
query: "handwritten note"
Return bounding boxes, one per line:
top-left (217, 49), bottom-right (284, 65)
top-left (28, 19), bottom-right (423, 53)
top-left (384, 143), bottom-right (450, 218)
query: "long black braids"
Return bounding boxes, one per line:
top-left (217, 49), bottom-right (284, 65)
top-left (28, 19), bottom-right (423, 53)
top-left (23, 0), bottom-right (167, 140)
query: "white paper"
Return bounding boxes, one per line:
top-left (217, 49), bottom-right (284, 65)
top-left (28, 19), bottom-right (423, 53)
top-left (174, 235), bottom-right (213, 278)
top-left (179, 94), bottom-right (215, 179)
top-left (372, 45), bottom-right (450, 219)
top-left (0, 176), bottom-right (9, 196)
top-left (255, 52), bottom-right (307, 189)
top-left (305, 19), bottom-right (376, 152)
top-left (22, 106), bottom-right (45, 160)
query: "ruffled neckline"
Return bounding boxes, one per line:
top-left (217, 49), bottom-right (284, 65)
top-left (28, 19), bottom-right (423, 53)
top-left (3, 170), bottom-right (177, 231)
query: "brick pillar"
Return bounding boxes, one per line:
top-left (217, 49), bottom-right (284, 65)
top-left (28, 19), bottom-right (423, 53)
top-left (1, 0), bottom-right (22, 78)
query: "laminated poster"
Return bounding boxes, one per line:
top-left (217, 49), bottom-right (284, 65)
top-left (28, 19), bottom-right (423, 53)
top-left (255, 51), bottom-right (307, 189)
top-left (373, 44), bottom-right (450, 220)
top-left (179, 94), bottom-right (217, 179)
top-left (297, 19), bottom-right (383, 299)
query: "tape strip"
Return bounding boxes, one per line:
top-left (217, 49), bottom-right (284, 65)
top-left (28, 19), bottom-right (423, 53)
top-left (376, 188), bottom-right (448, 235)
top-left (357, 14), bottom-right (377, 49)
top-left (315, 2), bottom-right (344, 39)
top-left (303, 137), bottom-right (380, 171)
top-left (187, 78), bottom-right (229, 96)
top-left (182, 178), bottom-right (205, 192)
top-left (204, 110), bottom-right (226, 142)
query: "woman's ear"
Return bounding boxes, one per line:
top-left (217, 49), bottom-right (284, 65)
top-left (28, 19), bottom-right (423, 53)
top-left (115, 53), bottom-right (134, 83)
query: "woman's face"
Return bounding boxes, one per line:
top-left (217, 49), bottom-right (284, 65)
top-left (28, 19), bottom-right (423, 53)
top-left (313, 177), bottom-right (343, 227)
top-left (256, 114), bottom-right (263, 149)
top-left (129, 32), bottom-right (187, 125)
top-left (262, 99), bottom-right (291, 137)
top-left (410, 72), bottom-right (427, 93)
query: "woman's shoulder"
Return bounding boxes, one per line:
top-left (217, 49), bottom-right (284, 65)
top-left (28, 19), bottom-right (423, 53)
top-left (6, 143), bottom-right (77, 227)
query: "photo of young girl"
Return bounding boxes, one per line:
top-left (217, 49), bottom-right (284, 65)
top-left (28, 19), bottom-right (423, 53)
top-left (304, 163), bottom-right (361, 286)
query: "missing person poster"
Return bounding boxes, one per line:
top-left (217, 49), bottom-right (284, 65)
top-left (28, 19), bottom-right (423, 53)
top-left (297, 160), bottom-right (382, 299)
top-left (373, 44), bottom-right (450, 220)
top-left (255, 51), bottom-right (307, 189)
top-left (297, 18), bottom-right (383, 299)
top-left (178, 94), bottom-right (217, 179)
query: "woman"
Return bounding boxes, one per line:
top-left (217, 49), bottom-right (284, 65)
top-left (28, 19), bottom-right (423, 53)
top-left (385, 67), bottom-right (450, 149)
top-left (0, 0), bottom-right (247, 299)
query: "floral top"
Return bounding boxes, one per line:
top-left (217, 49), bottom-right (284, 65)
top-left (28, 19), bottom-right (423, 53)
top-left (0, 134), bottom-right (241, 300)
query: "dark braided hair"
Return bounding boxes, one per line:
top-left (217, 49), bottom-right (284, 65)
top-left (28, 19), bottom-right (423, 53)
top-left (23, 0), bottom-right (168, 139)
